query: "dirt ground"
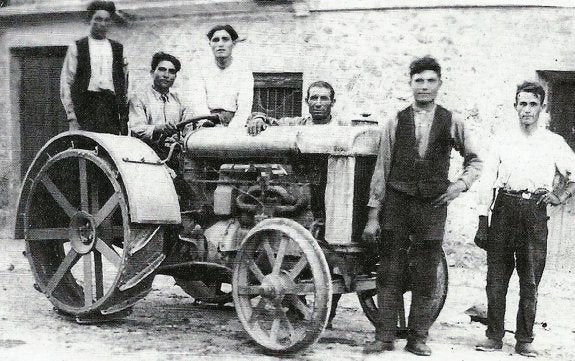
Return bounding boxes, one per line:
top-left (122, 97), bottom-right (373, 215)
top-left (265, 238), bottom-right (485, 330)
top-left (1, 234), bottom-right (574, 361)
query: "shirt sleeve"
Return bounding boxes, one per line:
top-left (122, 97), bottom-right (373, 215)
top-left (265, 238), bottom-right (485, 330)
top-left (188, 71), bottom-right (211, 118)
top-left (475, 134), bottom-right (501, 215)
top-left (451, 114), bottom-right (483, 190)
top-left (367, 117), bottom-right (396, 208)
top-left (228, 68), bottom-right (254, 128)
top-left (128, 93), bottom-right (154, 141)
top-left (60, 43), bottom-right (78, 121)
top-left (554, 135), bottom-right (575, 181)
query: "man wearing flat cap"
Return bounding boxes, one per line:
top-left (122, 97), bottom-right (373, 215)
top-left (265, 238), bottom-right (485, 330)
top-left (60, 0), bottom-right (128, 135)
top-left (190, 24), bottom-right (254, 128)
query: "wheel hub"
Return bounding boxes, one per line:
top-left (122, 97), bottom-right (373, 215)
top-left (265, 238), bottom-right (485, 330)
top-left (259, 272), bottom-right (295, 301)
top-left (69, 211), bottom-right (97, 254)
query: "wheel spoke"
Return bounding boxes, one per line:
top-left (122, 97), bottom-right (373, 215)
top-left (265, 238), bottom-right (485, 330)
top-left (45, 249), bottom-right (80, 296)
top-left (40, 175), bottom-right (76, 218)
top-left (79, 158), bottom-right (89, 212)
top-left (279, 309), bottom-right (295, 336)
top-left (94, 193), bottom-right (119, 227)
top-left (246, 255), bottom-right (265, 282)
top-left (287, 257), bottom-right (309, 280)
top-left (285, 294), bottom-right (312, 320)
top-left (94, 251), bottom-right (104, 299)
top-left (271, 238), bottom-right (288, 276)
top-left (249, 297), bottom-right (267, 325)
top-left (270, 317), bottom-right (281, 342)
top-left (236, 285), bottom-right (263, 296)
top-left (83, 254), bottom-right (93, 306)
top-left (95, 238), bottom-right (122, 268)
top-left (26, 227), bottom-right (69, 241)
top-left (261, 240), bottom-right (275, 268)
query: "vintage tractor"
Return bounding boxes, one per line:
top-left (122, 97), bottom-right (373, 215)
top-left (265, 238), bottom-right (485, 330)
top-left (15, 121), bottom-right (448, 353)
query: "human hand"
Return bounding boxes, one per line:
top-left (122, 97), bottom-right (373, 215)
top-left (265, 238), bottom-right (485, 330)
top-left (432, 180), bottom-right (467, 207)
top-left (198, 120), bottom-right (215, 128)
top-left (246, 118), bottom-right (267, 136)
top-left (474, 215), bottom-right (489, 250)
top-left (362, 218), bottom-right (381, 246)
top-left (155, 122), bottom-right (178, 136)
top-left (537, 191), bottom-right (561, 206)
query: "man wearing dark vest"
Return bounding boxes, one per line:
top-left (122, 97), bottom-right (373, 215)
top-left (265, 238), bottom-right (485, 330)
top-left (362, 56), bottom-right (482, 356)
top-left (60, 1), bottom-right (127, 135)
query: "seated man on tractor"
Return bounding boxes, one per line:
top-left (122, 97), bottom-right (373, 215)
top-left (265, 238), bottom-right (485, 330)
top-left (246, 80), bottom-right (344, 329)
top-left (129, 51), bottom-right (194, 160)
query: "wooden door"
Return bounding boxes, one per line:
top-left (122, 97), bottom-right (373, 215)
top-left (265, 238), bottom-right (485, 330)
top-left (16, 47), bottom-right (68, 179)
top-left (541, 75), bottom-right (575, 272)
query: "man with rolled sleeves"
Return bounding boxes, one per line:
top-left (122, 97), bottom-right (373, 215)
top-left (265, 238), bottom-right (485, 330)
top-left (60, 1), bottom-right (128, 134)
top-left (362, 56), bottom-right (482, 356)
top-left (474, 81), bottom-right (575, 358)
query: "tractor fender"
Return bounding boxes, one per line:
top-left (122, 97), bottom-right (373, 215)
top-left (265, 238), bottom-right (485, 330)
top-left (15, 131), bottom-right (180, 239)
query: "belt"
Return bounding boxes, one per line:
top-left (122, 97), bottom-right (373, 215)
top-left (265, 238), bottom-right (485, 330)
top-left (499, 188), bottom-right (547, 200)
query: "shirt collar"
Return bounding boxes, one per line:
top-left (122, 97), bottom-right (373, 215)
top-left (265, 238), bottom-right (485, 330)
top-left (412, 103), bottom-right (436, 114)
top-left (150, 87), bottom-right (172, 102)
top-left (310, 114), bottom-right (332, 125)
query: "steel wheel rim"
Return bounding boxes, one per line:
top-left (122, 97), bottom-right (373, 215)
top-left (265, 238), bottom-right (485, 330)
top-left (357, 250), bottom-right (449, 328)
top-left (24, 149), bottom-right (129, 315)
top-left (232, 219), bottom-right (331, 353)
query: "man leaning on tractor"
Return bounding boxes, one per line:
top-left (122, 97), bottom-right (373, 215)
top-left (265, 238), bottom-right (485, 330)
top-left (362, 56), bottom-right (483, 356)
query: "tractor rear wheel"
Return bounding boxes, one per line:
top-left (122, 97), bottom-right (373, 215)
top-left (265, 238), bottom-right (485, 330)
top-left (24, 149), bottom-right (164, 322)
top-left (356, 249), bottom-right (448, 337)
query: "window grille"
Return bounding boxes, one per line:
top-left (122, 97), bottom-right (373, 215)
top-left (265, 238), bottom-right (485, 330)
top-left (252, 72), bottom-right (303, 119)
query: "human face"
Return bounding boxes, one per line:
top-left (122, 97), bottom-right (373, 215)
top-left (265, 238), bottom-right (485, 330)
top-left (89, 10), bottom-right (112, 40)
top-left (306, 86), bottom-right (334, 123)
top-left (410, 70), bottom-right (442, 105)
top-left (515, 91), bottom-right (543, 128)
top-left (209, 30), bottom-right (235, 59)
top-left (152, 60), bottom-right (177, 93)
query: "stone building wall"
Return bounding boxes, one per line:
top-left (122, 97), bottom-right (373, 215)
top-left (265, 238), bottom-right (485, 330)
top-left (1, 3), bottom-right (574, 238)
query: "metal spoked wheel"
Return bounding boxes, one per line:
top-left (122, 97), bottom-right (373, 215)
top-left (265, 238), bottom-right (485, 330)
top-left (24, 148), bottom-right (164, 321)
top-left (357, 249), bottom-right (448, 336)
top-left (232, 218), bottom-right (332, 354)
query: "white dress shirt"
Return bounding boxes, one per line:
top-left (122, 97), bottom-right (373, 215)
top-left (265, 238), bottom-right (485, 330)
top-left (190, 58), bottom-right (253, 128)
top-left (60, 36), bottom-right (115, 120)
top-left (478, 125), bottom-right (575, 214)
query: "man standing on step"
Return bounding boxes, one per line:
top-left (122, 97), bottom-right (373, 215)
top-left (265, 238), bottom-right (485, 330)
top-left (60, 1), bottom-right (128, 134)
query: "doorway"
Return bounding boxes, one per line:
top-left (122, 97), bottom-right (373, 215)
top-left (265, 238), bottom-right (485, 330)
top-left (13, 46), bottom-right (68, 179)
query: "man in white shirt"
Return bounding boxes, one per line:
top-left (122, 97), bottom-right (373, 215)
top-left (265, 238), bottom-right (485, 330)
top-left (60, 1), bottom-right (127, 135)
top-left (190, 24), bottom-right (253, 128)
top-left (129, 52), bottom-right (194, 160)
top-left (475, 81), bottom-right (575, 357)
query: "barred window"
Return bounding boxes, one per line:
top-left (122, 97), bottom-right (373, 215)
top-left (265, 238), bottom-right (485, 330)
top-left (252, 72), bottom-right (303, 119)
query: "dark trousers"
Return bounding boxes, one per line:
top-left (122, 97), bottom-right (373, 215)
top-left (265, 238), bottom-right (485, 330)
top-left (376, 189), bottom-right (447, 342)
top-left (77, 91), bottom-right (121, 134)
top-left (486, 193), bottom-right (548, 343)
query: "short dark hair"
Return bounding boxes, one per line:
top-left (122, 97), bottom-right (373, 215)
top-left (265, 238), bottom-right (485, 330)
top-left (206, 25), bottom-right (239, 41)
top-left (515, 81), bottom-right (545, 104)
top-left (409, 56), bottom-right (442, 78)
top-left (150, 52), bottom-right (181, 73)
top-left (87, 1), bottom-right (116, 18)
top-left (306, 81), bottom-right (335, 101)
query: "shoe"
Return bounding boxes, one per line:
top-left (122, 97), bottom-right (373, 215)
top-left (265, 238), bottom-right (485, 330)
top-left (515, 342), bottom-right (537, 358)
top-left (405, 340), bottom-right (432, 356)
top-left (325, 319), bottom-right (334, 330)
top-left (362, 340), bottom-right (394, 354)
top-left (476, 338), bottom-right (503, 352)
